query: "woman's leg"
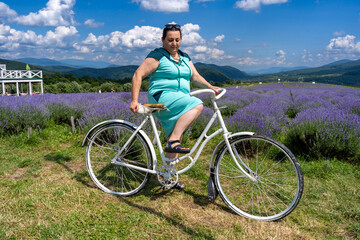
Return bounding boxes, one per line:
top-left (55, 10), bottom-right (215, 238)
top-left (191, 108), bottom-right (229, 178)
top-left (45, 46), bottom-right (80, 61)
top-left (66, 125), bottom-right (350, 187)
top-left (166, 104), bottom-right (203, 158)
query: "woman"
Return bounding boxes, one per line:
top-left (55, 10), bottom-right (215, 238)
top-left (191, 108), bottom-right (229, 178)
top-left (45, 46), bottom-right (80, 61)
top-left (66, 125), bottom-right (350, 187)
top-left (130, 24), bottom-right (219, 188)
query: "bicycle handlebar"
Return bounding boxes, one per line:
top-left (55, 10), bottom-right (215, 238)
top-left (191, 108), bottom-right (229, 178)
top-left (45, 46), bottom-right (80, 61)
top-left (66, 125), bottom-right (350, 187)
top-left (190, 88), bottom-right (226, 100)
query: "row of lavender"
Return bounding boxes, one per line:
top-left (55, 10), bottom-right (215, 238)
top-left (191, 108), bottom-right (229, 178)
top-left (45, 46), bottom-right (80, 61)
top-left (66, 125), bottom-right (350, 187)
top-left (0, 83), bottom-right (359, 161)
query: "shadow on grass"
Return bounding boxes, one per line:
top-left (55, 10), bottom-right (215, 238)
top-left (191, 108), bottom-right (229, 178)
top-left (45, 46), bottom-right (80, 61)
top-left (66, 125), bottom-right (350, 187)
top-left (60, 158), bottom-right (236, 227)
top-left (140, 177), bottom-right (234, 215)
top-left (44, 152), bottom-right (72, 172)
top-left (44, 151), bottom-right (96, 189)
top-left (182, 188), bottom-right (234, 215)
top-left (119, 196), bottom-right (216, 239)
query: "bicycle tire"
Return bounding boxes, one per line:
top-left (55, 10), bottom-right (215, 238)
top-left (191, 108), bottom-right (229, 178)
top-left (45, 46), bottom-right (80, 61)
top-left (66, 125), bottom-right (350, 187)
top-left (85, 123), bottom-right (152, 196)
top-left (214, 135), bottom-right (303, 221)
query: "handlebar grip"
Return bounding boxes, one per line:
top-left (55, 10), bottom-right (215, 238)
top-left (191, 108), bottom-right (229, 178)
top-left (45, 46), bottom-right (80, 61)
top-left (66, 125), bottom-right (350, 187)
top-left (190, 88), bottom-right (226, 100)
top-left (215, 88), bottom-right (226, 100)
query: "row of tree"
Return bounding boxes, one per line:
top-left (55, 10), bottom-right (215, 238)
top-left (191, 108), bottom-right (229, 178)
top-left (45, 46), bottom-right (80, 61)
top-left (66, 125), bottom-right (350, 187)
top-left (43, 72), bottom-right (232, 93)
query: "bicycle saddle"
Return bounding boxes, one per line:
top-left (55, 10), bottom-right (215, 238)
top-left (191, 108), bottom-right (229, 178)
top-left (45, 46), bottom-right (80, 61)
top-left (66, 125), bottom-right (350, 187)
top-left (138, 104), bottom-right (167, 114)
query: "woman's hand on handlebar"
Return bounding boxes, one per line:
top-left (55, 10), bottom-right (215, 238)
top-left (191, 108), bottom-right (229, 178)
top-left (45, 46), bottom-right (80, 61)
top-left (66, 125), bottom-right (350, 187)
top-left (129, 100), bottom-right (139, 113)
top-left (210, 85), bottom-right (222, 95)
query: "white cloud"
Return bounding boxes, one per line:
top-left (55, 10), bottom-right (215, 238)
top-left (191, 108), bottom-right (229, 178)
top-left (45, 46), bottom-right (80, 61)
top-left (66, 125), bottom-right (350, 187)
top-left (0, 2), bottom-right (17, 23)
top-left (248, 49), bottom-right (253, 54)
top-left (181, 23), bottom-right (205, 45)
top-left (185, 45), bottom-right (230, 61)
top-left (301, 49), bottom-right (313, 63)
top-left (132, 0), bottom-right (190, 13)
top-left (82, 23), bottom-right (206, 52)
top-left (0, 52), bottom-right (21, 59)
top-left (235, 0), bottom-right (288, 12)
top-left (1, 21), bottom-right (233, 65)
top-left (42, 26), bottom-right (78, 47)
top-left (73, 43), bottom-right (92, 53)
top-left (276, 49), bottom-right (285, 56)
top-left (108, 31), bottom-right (124, 48)
top-left (237, 57), bottom-right (258, 66)
top-left (326, 34), bottom-right (360, 53)
top-left (79, 25), bottom-right (162, 53)
top-left (194, 45), bottom-right (208, 52)
top-left (67, 55), bottom-right (84, 60)
top-left (333, 30), bottom-right (345, 36)
top-left (214, 34), bottom-right (225, 43)
top-left (182, 23), bottom-right (200, 34)
top-left (121, 26), bottom-right (162, 48)
top-left (15, 0), bottom-right (76, 27)
top-left (84, 19), bottom-right (104, 28)
top-left (275, 49), bottom-right (286, 64)
top-left (0, 24), bottom-right (78, 51)
top-left (78, 23), bottom-right (232, 64)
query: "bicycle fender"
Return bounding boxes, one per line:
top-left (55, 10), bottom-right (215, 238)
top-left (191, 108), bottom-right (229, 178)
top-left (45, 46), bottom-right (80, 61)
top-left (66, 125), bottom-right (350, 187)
top-left (82, 119), bottom-right (157, 166)
top-left (207, 168), bottom-right (218, 202)
top-left (82, 119), bottom-right (134, 146)
top-left (209, 131), bottom-right (255, 170)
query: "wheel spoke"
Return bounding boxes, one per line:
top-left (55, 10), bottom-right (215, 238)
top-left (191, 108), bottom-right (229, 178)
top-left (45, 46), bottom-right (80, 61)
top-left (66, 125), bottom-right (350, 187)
top-left (215, 135), bottom-right (303, 221)
top-left (86, 124), bottom-right (152, 196)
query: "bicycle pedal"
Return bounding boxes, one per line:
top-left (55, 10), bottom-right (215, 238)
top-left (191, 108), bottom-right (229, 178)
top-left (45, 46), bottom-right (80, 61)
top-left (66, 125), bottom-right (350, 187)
top-left (161, 185), bottom-right (171, 190)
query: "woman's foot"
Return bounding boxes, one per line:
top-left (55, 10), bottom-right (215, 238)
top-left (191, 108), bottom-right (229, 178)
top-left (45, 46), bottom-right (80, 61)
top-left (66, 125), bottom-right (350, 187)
top-left (173, 182), bottom-right (185, 190)
top-left (164, 140), bottom-right (190, 153)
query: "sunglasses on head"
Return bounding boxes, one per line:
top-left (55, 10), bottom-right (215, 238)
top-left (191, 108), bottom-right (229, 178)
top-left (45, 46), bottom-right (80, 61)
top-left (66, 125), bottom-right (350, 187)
top-left (164, 24), bottom-right (181, 30)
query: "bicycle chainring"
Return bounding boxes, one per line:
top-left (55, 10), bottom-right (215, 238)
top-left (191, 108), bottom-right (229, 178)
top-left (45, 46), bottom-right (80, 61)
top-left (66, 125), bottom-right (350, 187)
top-left (157, 165), bottom-right (178, 190)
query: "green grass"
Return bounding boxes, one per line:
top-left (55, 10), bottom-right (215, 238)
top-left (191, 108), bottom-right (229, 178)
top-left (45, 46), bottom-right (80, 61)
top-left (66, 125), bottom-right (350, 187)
top-left (0, 124), bottom-right (359, 239)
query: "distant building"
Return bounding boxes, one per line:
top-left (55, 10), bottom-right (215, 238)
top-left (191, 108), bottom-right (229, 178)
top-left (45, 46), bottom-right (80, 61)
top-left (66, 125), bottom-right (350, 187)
top-left (0, 64), bottom-right (43, 96)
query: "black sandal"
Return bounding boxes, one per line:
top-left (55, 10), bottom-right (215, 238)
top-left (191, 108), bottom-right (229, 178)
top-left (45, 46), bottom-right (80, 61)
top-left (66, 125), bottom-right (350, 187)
top-left (173, 182), bottom-right (185, 190)
top-left (164, 140), bottom-right (190, 153)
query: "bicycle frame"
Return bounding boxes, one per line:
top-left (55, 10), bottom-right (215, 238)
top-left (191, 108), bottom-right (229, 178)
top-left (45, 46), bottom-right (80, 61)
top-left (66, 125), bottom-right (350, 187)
top-left (108, 89), bottom-right (257, 182)
top-left (84, 88), bottom-right (304, 220)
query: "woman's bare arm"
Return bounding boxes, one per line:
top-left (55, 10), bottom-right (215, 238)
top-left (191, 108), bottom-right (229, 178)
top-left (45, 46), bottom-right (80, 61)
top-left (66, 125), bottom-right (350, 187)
top-left (189, 61), bottom-right (220, 93)
top-left (130, 58), bottom-right (159, 113)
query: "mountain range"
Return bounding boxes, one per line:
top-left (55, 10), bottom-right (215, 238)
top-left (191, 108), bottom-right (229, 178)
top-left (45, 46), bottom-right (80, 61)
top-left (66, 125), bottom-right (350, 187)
top-left (248, 66), bottom-right (310, 75)
top-left (14, 58), bottom-right (115, 69)
top-left (1, 57), bottom-right (359, 86)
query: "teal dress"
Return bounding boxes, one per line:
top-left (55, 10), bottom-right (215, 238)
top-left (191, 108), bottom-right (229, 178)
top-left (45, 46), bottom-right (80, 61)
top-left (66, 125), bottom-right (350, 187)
top-left (147, 48), bottom-right (203, 137)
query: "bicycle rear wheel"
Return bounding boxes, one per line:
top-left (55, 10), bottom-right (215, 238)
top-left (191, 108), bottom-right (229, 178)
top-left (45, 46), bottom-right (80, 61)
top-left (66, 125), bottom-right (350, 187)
top-left (85, 123), bottom-right (152, 196)
top-left (214, 135), bottom-right (303, 221)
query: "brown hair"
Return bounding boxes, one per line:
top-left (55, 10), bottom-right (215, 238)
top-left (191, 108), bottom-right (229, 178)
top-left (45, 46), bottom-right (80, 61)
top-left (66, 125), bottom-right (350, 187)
top-left (162, 24), bottom-right (182, 40)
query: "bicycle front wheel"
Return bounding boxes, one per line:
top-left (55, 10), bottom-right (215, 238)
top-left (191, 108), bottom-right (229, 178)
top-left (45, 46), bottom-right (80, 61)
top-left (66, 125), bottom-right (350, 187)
top-left (214, 135), bottom-right (303, 221)
top-left (85, 123), bottom-right (152, 196)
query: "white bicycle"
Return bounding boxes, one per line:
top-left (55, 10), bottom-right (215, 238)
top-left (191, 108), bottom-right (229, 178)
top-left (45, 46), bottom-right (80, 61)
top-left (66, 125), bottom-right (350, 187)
top-left (83, 88), bottom-right (304, 221)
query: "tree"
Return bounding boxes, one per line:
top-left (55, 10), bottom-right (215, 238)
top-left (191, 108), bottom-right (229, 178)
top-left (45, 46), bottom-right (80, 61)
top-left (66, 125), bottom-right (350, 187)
top-left (140, 80), bottom-right (149, 91)
top-left (123, 83), bottom-right (132, 92)
top-left (67, 81), bottom-right (82, 93)
top-left (81, 82), bottom-right (92, 92)
top-left (99, 82), bottom-right (116, 92)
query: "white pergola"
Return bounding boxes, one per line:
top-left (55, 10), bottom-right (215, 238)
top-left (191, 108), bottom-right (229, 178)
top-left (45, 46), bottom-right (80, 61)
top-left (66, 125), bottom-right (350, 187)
top-left (0, 64), bottom-right (43, 96)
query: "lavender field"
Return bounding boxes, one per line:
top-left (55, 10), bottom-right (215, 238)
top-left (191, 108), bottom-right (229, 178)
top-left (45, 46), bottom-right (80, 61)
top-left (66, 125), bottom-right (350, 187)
top-left (0, 83), bottom-right (359, 161)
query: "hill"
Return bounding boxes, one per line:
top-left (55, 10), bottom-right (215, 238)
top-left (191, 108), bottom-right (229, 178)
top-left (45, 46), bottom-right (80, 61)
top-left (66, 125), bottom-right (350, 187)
top-left (14, 57), bottom-right (114, 69)
top-left (251, 59), bottom-right (360, 87)
top-left (0, 58), bottom-right (51, 75)
top-left (2, 57), bottom-right (360, 87)
top-left (194, 62), bottom-right (249, 80)
top-left (6, 58), bottom-right (247, 83)
top-left (15, 58), bottom-right (66, 67)
top-left (248, 66), bottom-right (310, 74)
top-left (66, 66), bottom-right (138, 79)
top-left (63, 63), bottom-right (247, 83)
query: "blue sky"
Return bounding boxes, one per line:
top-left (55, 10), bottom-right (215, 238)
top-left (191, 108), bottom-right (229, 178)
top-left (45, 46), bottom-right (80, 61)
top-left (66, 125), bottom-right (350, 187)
top-left (0, 0), bottom-right (359, 71)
